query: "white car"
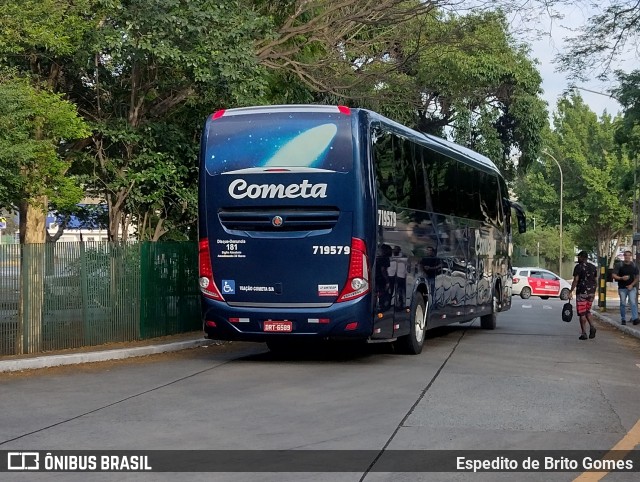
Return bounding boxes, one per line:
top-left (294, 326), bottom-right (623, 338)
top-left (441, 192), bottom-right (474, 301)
top-left (512, 267), bottom-right (572, 300)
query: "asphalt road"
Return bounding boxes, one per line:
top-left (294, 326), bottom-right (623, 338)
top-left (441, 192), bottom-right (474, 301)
top-left (1, 298), bottom-right (640, 482)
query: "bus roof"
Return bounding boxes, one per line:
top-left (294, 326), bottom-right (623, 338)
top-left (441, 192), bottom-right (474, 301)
top-left (361, 108), bottom-right (501, 175)
top-left (207, 105), bottom-right (502, 175)
top-left (210, 105), bottom-right (351, 118)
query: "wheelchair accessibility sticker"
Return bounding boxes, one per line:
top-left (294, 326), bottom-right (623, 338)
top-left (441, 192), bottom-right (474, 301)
top-left (221, 280), bottom-right (236, 295)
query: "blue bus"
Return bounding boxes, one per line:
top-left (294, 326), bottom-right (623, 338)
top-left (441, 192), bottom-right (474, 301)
top-left (198, 105), bottom-right (526, 354)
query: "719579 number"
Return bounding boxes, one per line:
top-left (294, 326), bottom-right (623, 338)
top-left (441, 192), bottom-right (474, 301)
top-left (378, 209), bottom-right (397, 227)
top-left (312, 245), bottom-right (351, 255)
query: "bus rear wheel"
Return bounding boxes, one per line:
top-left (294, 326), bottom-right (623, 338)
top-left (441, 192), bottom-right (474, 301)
top-left (396, 294), bottom-right (427, 355)
top-left (480, 288), bottom-right (498, 330)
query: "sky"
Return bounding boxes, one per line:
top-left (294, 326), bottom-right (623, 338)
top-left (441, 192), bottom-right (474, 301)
top-left (523, 2), bottom-right (634, 119)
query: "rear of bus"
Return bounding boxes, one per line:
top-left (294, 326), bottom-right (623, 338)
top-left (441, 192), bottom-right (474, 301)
top-left (198, 105), bottom-right (375, 343)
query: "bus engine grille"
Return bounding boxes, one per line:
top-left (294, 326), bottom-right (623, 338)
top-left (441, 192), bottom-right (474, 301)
top-left (218, 208), bottom-right (340, 232)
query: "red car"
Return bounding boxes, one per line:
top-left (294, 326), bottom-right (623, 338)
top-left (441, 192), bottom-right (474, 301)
top-left (511, 267), bottom-right (572, 300)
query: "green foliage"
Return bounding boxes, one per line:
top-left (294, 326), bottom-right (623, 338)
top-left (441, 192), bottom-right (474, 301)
top-left (0, 0), bottom-right (555, 241)
top-left (415, 11), bottom-right (546, 177)
top-left (345, 10), bottom-right (547, 179)
top-left (513, 224), bottom-right (576, 266)
top-left (614, 70), bottom-right (640, 160)
top-left (89, 0), bottom-right (268, 103)
top-left (68, 0), bottom-right (270, 239)
top-left (0, 75), bottom-right (89, 209)
top-left (557, 1), bottom-right (640, 81)
top-left (0, 0), bottom-right (92, 57)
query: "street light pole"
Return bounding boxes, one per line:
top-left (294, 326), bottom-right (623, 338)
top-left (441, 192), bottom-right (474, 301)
top-left (542, 150), bottom-right (563, 278)
top-left (630, 143), bottom-right (638, 236)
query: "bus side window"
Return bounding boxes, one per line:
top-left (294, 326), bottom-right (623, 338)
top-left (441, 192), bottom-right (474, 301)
top-left (502, 198), bottom-right (512, 234)
top-left (419, 147), bottom-right (434, 213)
top-left (457, 162), bottom-right (479, 220)
top-left (372, 129), bottom-right (428, 211)
top-left (424, 147), bottom-right (458, 217)
top-left (478, 171), bottom-right (500, 225)
top-left (392, 135), bottom-right (408, 207)
top-left (402, 138), bottom-right (427, 211)
top-left (372, 129), bottom-right (397, 205)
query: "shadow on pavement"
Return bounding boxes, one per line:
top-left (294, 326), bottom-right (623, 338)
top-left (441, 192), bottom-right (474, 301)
top-left (233, 325), bottom-right (469, 363)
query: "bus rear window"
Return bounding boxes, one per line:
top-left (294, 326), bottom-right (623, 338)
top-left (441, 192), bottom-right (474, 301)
top-left (204, 112), bottom-right (353, 175)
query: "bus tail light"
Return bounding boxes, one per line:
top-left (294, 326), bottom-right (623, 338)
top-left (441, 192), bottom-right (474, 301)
top-left (199, 238), bottom-right (225, 301)
top-left (337, 238), bottom-right (369, 302)
top-left (211, 110), bottom-right (226, 120)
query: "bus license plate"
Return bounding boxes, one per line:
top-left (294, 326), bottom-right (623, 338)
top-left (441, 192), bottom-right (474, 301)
top-left (264, 321), bottom-right (292, 332)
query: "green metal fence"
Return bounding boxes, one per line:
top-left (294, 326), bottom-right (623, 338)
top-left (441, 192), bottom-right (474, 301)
top-left (0, 244), bottom-right (20, 355)
top-left (140, 242), bottom-right (200, 338)
top-left (0, 241), bottom-right (200, 356)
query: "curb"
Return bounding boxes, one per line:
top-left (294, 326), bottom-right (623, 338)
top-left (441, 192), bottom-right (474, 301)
top-left (0, 339), bottom-right (215, 373)
top-left (592, 310), bottom-right (640, 340)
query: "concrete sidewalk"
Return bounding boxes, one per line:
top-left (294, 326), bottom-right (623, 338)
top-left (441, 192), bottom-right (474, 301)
top-left (592, 294), bottom-right (640, 340)
top-left (0, 335), bottom-right (217, 373)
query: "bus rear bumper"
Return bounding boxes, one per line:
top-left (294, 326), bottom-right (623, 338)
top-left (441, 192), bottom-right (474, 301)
top-left (201, 295), bottom-right (373, 342)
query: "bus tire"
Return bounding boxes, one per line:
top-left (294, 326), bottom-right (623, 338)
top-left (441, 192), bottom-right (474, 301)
top-left (480, 287), bottom-right (498, 330)
top-left (396, 294), bottom-right (427, 355)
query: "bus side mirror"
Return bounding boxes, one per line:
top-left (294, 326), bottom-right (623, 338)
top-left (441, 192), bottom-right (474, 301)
top-left (509, 201), bottom-right (526, 234)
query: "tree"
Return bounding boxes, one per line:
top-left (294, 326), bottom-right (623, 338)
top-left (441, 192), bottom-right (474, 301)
top-left (0, 1), bottom-right (94, 353)
top-left (613, 69), bottom-right (640, 159)
top-left (0, 1), bottom-right (552, 242)
top-left (0, 0), bottom-right (94, 242)
top-left (556, 1), bottom-right (640, 80)
top-left (0, 76), bottom-right (89, 354)
top-left (253, 0), bottom-right (438, 97)
top-left (409, 11), bottom-right (546, 177)
top-left (0, 76), bottom-right (89, 243)
top-left (316, 9), bottom-right (547, 178)
top-left (513, 224), bottom-right (576, 269)
top-left (516, 93), bottom-right (632, 261)
top-left (59, 0), bottom-right (271, 241)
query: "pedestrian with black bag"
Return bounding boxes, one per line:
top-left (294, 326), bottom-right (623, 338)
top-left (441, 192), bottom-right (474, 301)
top-left (568, 251), bottom-right (598, 340)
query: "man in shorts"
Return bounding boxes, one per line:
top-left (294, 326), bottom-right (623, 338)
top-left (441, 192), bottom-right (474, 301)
top-left (569, 250), bottom-right (598, 340)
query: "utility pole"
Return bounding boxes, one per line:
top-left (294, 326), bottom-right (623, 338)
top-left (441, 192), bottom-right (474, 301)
top-left (634, 155), bottom-right (638, 238)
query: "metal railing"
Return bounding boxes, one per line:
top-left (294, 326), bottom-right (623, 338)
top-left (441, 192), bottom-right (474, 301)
top-left (0, 241), bottom-right (200, 356)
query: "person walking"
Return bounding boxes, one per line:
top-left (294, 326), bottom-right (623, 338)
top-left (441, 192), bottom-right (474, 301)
top-left (611, 250), bottom-right (639, 325)
top-left (569, 251), bottom-right (598, 340)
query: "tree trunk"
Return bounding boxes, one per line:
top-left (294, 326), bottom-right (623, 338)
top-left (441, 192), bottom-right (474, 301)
top-left (19, 198), bottom-right (47, 244)
top-left (18, 198), bottom-right (47, 354)
top-left (151, 217), bottom-right (167, 241)
top-left (107, 194), bottom-right (122, 242)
